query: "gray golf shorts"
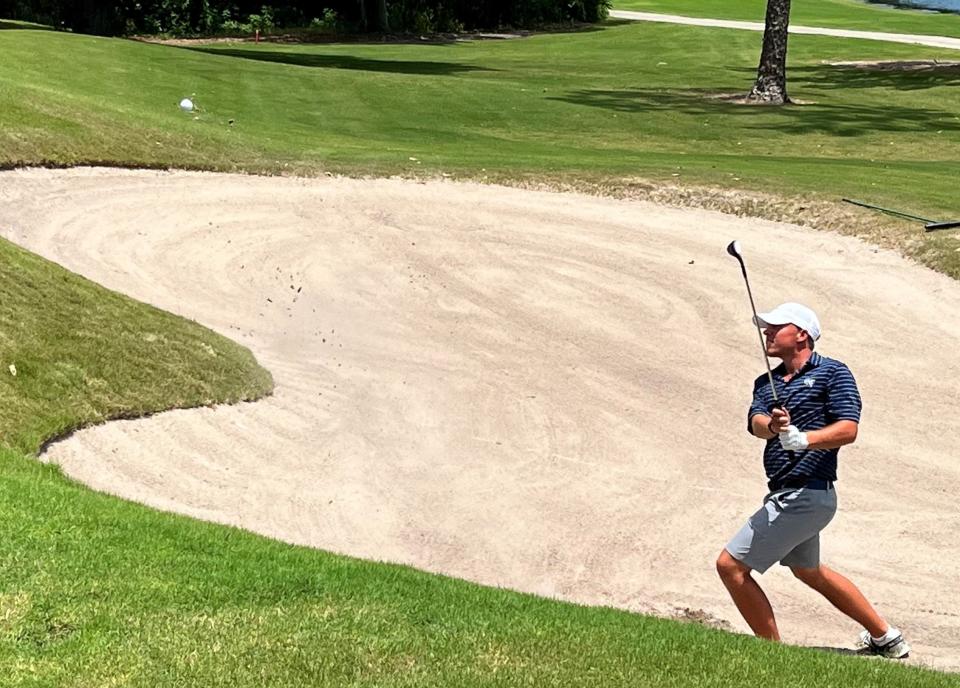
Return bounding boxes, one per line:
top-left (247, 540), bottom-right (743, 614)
top-left (725, 486), bottom-right (837, 573)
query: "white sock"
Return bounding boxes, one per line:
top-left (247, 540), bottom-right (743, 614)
top-left (871, 627), bottom-right (901, 644)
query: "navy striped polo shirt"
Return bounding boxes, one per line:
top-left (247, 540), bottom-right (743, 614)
top-left (747, 352), bottom-right (862, 487)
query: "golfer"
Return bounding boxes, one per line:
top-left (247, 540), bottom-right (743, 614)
top-left (716, 302), bottom-right (910, 659)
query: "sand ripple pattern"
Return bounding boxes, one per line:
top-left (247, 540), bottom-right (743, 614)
top-left (1, 168), bottom-right (959, 670)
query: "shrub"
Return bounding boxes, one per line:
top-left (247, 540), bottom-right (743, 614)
top-left (309, 8), bottom-right (339, 31)
top-left (6, 0), bottom-right (613, 36)
top-left (246, 4), bottom-right (274, 31)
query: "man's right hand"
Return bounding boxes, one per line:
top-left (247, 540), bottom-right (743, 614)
top-left (768, 406), bottom-right (791, 434)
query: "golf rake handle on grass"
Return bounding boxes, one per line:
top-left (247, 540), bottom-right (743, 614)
top-left (925, 220), bottom-right (960, 232)
top-left (841, 198), bottom-right (960, 232)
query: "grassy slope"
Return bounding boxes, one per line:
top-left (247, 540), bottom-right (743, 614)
top-left (613, 0), bottom-right (960, 37)
top-left (0, 238), bottom-right (272, 453)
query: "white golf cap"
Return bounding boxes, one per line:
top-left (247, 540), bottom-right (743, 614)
top-left (754, 302), bottom-right (821, 341)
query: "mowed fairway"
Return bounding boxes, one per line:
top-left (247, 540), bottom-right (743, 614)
top-left (2, 167), bottom-right (960, 676)
top-left (2, 20), bottom-right (960, 223)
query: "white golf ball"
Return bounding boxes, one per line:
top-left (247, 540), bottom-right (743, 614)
top-left (179, 98), bottom-right (194, 112)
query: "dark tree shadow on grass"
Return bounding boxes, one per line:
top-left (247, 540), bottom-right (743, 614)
top-left (549, 87), bottom-right (960, 136)
top-left (730, 62), bottom-right (960, 91)
top-left (176, 18), bottom-right (631, 45)
top-left (184, 46), bottom-right (493, 75)
top-left (794, 62), bottom-right (960, 91)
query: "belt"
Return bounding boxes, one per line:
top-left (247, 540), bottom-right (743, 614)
top-left (769, 479), bottom-right (834, 491)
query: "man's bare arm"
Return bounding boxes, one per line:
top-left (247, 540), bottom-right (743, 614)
top-left (805, 420), bottom-right (858, 449)
top-left (750, 414), bottom-right (777, 439)
top-left (752, 412), bottom-right (857, 448)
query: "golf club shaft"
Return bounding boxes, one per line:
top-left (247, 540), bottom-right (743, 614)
top-left (727, 241), bottom-right (795, 478)
top-left (735, 262), bottom-right (781, 406)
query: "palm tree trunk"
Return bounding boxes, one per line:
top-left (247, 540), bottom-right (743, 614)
top-left (748, 0), bottom-right (792, 104)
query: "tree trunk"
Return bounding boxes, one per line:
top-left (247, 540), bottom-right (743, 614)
top-left (748, 0), bottom-right (792, 104)
top-left (358, 0), bottom-right (368, 31)
top-left (375, 0), bottom-right (389, 32)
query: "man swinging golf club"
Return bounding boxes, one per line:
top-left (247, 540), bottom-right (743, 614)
top-left (718, 244), bottom-right (910, 658)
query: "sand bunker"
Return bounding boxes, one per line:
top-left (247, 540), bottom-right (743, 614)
top-left (1, 167), bottom-right (958, 671)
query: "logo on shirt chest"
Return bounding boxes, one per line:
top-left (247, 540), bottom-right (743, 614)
top-left (802, 377), bottom-right (816, 388)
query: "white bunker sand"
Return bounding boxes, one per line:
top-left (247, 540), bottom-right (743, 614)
top-left (2, 167), bottom-right (959, 671)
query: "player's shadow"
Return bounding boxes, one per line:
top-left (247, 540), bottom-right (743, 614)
top-left (811, 646), bottom-right (864, 656)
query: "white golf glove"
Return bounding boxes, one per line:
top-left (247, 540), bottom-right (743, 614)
top-left (779, 425), bottom-right (809, 451)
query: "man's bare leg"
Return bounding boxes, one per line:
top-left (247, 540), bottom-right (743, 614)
top-left (716, 549), bottom-right (780, 640)
top-left (791, 564), bottom-right (887, 637)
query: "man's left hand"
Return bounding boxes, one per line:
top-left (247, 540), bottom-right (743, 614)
top-left (779, 425), bottom-right (809, 451)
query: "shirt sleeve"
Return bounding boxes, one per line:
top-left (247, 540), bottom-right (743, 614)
top-left (826, 363), bottom-right (862, 423)
top-left (747, 375), bottom-right (770, 435)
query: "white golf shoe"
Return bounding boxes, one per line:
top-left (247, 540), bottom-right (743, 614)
top-left (857, 629), bottom-right (910, 659)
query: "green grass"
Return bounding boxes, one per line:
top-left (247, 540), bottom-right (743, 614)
top-left (5, 23), bottom-right (959, 198)
top-left (2, 11), bottom-right (960, 685)
top-left (0, 237), bottom-right (273, 453)
top-left (2, 449), bottom-right (958, 687)
top-left (613, 0), bottom-right (960, 38)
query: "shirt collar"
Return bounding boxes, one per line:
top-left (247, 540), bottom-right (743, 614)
top-left (774, 351), bottom-right (822, 377)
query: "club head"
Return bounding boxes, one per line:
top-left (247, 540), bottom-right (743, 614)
top-left (925, 221), bottom-right (960, 232)
top-left (726, 240), bottom-right (742, 259)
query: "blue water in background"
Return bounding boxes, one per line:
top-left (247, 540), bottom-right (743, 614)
top-left (866, 0), bottom-right (960, 13)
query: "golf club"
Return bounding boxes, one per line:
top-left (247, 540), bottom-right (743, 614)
top-left (727, 240), bottom-right (802, 484)
top-left (726, 240), bottom-right (782, 408)
top-left (727, 239), bottom-right (797, 481)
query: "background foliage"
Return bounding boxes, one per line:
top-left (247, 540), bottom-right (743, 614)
top-left (0, 0), bottom-right (612, 35)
